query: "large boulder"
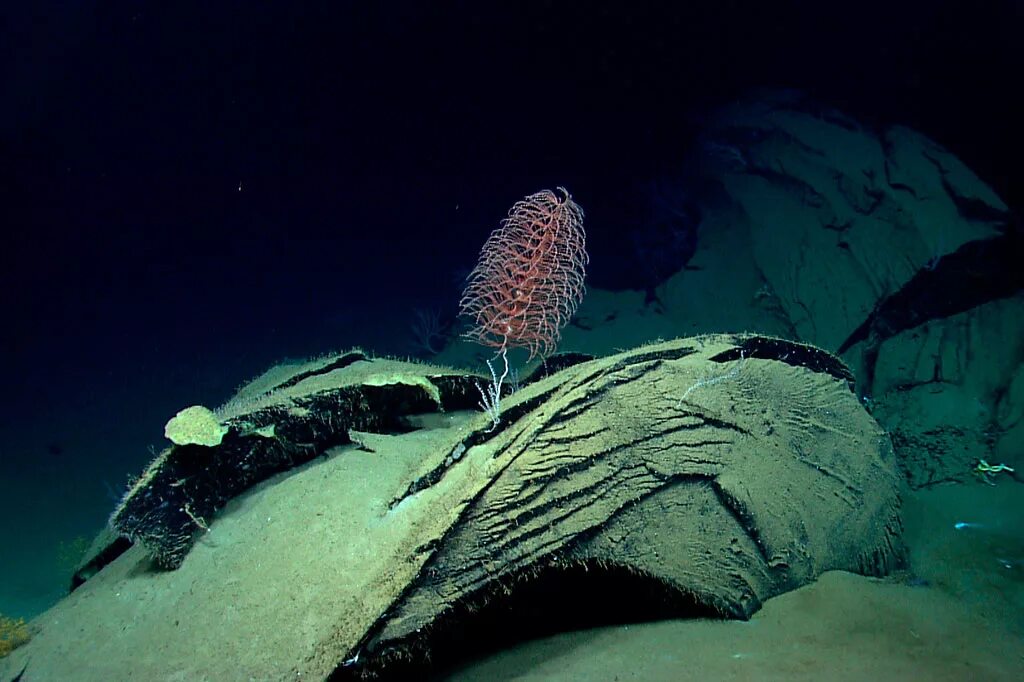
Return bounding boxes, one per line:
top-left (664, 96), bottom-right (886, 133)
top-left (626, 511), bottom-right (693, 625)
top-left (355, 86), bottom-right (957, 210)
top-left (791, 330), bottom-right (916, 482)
top-left (1, 335), bottom-right (904, 680)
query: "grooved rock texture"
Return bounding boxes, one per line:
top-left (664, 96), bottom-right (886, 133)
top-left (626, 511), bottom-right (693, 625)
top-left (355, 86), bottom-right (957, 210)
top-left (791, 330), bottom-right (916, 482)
top-left (1, 335), bottom-right (904, 682)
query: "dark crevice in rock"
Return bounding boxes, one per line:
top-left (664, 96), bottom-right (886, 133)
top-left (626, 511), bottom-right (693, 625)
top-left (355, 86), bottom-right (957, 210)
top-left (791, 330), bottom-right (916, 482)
top-left (331, 560), bottom-right (718, 681)
top-left (275, 350), bottom-right (369, 391)
top-left (839, 227), bottom-right (1024, 359)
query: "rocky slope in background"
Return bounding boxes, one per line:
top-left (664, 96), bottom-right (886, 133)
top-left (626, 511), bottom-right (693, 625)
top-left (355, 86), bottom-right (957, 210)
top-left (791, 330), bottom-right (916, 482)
top-left (553, 90), bottom-right (1021, 488)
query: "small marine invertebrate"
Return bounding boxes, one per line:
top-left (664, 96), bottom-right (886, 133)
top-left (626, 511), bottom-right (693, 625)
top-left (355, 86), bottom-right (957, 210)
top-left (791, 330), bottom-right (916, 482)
top-left (459, 187), bottom-right (588, 361)
top-left (459, 187), bottom-right (588, 427)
